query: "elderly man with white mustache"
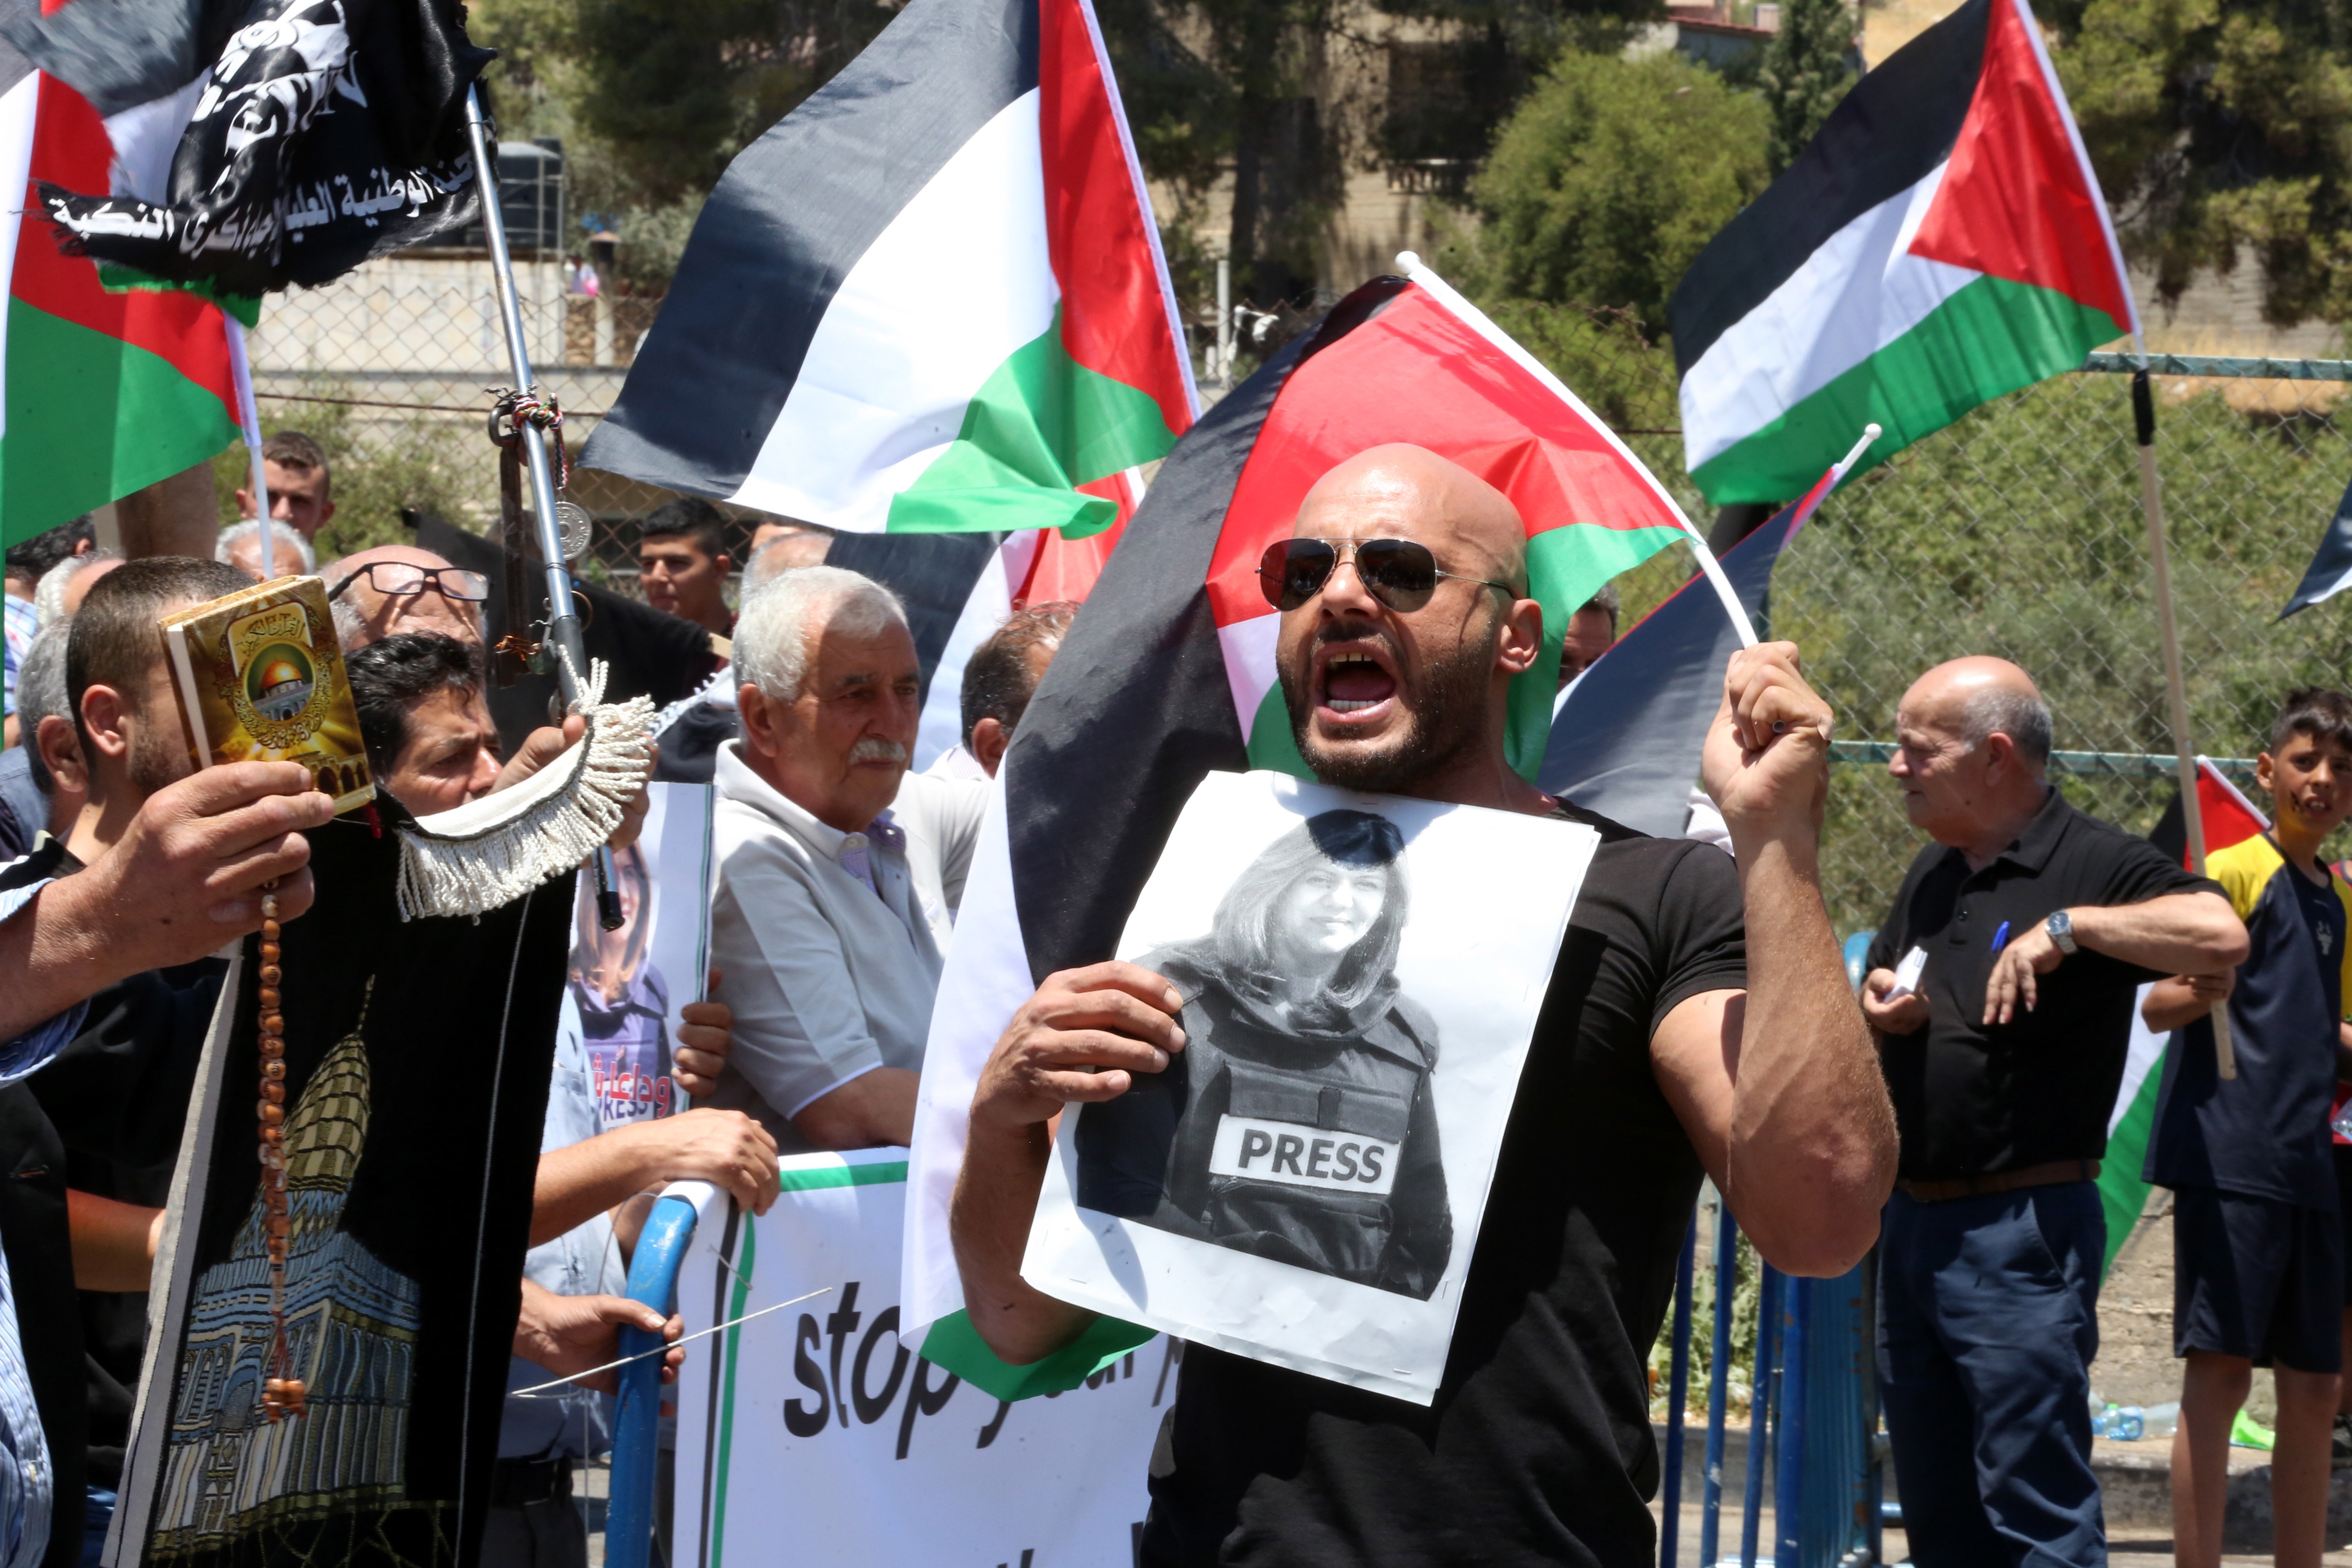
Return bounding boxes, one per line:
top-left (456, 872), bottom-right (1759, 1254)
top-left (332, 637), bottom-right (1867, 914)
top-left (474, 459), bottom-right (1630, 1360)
top-left (706, 566), bottom-right (987, 1151)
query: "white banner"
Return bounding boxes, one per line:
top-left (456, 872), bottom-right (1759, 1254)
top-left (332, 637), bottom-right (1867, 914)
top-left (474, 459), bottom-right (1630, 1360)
top-left (670, 1150), bottom-right (1171, 1568)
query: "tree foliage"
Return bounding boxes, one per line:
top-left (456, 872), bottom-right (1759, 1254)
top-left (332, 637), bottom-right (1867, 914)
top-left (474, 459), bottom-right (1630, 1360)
top-left (2054, 0), bottom-right (2352, 327)
top-left (1757, 0), bottom-right (1855, 174)
top-left (1457, 49), bottom-right (1771, 330)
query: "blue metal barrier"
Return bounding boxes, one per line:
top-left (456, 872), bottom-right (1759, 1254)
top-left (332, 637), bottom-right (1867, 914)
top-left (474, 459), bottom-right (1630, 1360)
top-left (1699, 1204), bottom-right (1738, 1568)
top-left (607, 1193), bottom-right (701, 1568)
top-left (1660, 1216), bottom-right (1697, 1568)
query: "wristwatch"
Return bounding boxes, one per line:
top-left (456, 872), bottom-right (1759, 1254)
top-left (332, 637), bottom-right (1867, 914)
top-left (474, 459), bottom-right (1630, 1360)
top-left (2045, 909), bottom-right (2077, 955)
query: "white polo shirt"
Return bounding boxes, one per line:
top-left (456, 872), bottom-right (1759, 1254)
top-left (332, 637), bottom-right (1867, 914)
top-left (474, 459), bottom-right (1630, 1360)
top-left (706, 741), bottom-right (986, 1149)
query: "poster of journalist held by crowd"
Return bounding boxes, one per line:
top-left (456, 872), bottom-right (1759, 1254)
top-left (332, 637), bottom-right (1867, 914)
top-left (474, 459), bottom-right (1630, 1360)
top-left (564, 782), bottom-right (715, 1128)
top-left (1023, 770), bottom-right (1595, 1403)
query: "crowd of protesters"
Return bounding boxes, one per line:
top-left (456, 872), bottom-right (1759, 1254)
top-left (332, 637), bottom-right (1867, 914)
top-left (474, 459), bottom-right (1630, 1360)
top-left (1, 432), bottom-right (2349, 1568)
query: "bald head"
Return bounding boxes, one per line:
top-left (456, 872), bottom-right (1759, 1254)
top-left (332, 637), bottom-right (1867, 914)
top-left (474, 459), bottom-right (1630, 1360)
top-left (1273, 444), bottom-right (1545, 799)
top-left (1295, 444), bottom-right (1528, 595)
top-left (325, 545), bottom-right (482, 648)
top-left (1891, 656), bottom-right (2055, 853)
top-left (1902, 658), bottom-right (2052, 768)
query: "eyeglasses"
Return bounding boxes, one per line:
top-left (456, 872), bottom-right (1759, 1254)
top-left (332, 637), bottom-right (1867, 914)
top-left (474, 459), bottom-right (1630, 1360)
top-left (1257, 537), bottom-right (1516, 614)
top-left (327, 562), bottom-right (491, 604)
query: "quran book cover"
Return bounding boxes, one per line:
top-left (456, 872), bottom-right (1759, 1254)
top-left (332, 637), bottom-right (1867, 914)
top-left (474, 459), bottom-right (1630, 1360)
top-left (161, 575), bottom-right (375, 814)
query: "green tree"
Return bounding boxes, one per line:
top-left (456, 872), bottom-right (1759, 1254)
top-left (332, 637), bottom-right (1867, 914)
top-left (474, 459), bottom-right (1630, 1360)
top-left (1757, 0), bottom-right (1855, 174)
top-left (2054, 0), bottom-right (2352, 327)
top-left (1459, 50), bottom-right (1771, 330)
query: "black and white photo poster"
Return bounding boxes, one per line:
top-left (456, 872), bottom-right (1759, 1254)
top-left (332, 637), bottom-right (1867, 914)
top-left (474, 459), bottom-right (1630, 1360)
top-left (1022, 770), bottom-right (1595, 1402)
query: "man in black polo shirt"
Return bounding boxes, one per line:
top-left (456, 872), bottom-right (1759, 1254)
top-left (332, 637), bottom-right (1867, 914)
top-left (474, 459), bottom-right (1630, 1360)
top-left (952, 444), bottom-right (1900, 1565)
top-left (1861, 657), bottom-right (2245, 1568)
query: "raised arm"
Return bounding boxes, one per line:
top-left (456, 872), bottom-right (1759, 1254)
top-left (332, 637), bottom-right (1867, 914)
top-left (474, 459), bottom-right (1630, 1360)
top-left (953, 961), bottom-right (1185, 1367)
top-left (1654, 643), bottom-right (1898, 1279)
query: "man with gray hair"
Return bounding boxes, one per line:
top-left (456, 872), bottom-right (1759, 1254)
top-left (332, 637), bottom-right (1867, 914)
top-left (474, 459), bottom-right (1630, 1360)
top-left (214, 520), bottom-right (315, 582)
top-left (1859, 655), bottom-right (2247, 1568)
top-left (705, 565), bottom-right (986, 1150)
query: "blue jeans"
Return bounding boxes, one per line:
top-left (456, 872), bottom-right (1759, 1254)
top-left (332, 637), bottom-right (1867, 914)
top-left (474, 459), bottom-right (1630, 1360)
top-left (80, 1487), bottom-right (115, 1568)
top-left (1878, 1183), bottom-right (2107, 1568)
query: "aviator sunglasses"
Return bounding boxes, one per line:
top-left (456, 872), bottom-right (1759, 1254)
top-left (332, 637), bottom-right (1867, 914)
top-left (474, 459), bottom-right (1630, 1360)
top-left (1258, 537), bottom-right (1516, 614)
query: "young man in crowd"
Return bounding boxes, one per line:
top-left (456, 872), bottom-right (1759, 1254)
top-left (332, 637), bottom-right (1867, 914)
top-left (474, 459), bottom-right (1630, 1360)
top-left (232, 431), bottom-right (336, 543)
top-left (637, 498), bottom-right (735, 638)
top-left (343, 626), bottom-right (774, 1568)
top-left (952, 444), bottom-right (1897, 1563)
top-left (1861, 657), bottom-right (2244, 1568)
top-left (2144, 688), bottom-right (2352, 1568)
top-left (928, 602), bottom-right (1075, 781)
top-left (707, 565), bottom-right (985, 1152)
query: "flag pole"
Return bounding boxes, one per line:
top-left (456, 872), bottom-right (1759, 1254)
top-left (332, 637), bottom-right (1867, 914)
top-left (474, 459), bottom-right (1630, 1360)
top-left (222, 316), bottom-right (274, 576)
top-left (463, 85), bottom-right (625, 929)
top-left (2134, 346), bottom-right (2236, 1078)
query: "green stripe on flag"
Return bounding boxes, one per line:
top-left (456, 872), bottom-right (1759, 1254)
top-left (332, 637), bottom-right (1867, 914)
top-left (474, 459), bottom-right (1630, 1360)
top-left (710, 1208), bottom-right (757, 1568)
top-left (2, 298), bottom-right (240, 547)
top-left (774, 1159), bottom-right (909, 1192)
top-left (886, 305), bottom-right (1179, 539)
top-left (1690, 275), bottom-right (2126, 507)
top-left (2098, 1051), bottom-right (2167, 1278)
top-left (1243, 520), bottom-right (1686, 782)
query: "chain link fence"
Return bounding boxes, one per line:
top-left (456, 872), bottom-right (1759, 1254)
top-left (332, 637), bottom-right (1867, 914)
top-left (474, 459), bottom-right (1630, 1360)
top-left (1576, 328), bottom-right (2352, 939)
top-left (227, 261), bottom-right (2352, 938)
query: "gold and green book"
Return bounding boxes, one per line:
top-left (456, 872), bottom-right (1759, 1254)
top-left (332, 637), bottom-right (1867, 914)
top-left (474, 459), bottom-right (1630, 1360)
top-left (162, 575), bottom-right (375, 813)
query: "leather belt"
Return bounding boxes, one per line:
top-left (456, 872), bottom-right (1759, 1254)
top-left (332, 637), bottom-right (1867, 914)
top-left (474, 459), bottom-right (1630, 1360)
top-left (489, 1455), bottom-right (574, 1508)
top-left (1897, 1158), bottom-right (2100, 1204)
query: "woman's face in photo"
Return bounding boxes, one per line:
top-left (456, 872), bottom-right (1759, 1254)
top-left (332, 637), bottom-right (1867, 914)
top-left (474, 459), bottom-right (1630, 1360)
top-left (1273, 860), bottom-right (1389, 967)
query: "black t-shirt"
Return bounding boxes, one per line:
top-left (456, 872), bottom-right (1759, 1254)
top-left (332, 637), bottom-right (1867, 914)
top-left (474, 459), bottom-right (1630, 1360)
top-left (1140, 805), bottom-right (1747, 1567)
top-left (1864, 788), bottom-right (2218, 1182)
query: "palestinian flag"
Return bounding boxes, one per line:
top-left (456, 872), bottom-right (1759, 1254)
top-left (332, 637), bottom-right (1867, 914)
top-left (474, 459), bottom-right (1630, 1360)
top-left (900, 262), bottom-right (1704, 1392)
top-left (1669, 0), bottom-right (2137, 506)
top-left (2099, 760), bottom-right (2267, 1274)
top-left (576, 0), bottom-right (1195, 540)
top-left (0, 50), bottom-right (240, 546)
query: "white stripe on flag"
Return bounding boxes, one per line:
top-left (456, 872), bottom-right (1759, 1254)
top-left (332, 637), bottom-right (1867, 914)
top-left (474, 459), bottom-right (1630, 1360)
top-left (1215, 613), bottom-right (1281, 738)
top-left (731, 89), bottom-right (1059, 528)
top-left (0, 73), bottom-right (41, 448)
top-left (2110, 982), bottom-right (2166, 1138)
top-left (902, 770), bottom-right (1031, 1341)
top-left (1679, 169), bottom-right (1978, 470)
top-left (912, 537), bottom-right (1029, 771)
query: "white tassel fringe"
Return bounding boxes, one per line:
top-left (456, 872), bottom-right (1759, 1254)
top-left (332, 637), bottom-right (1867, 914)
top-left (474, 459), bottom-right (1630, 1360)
top-left (393, 655), bottom-right (657, 921)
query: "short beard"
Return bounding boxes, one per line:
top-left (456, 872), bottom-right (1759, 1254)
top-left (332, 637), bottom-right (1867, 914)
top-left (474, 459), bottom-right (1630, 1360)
top-left (126, 718), bottom-right (195, 799)
top-left (1285, 624), bottom-right (1499, 795)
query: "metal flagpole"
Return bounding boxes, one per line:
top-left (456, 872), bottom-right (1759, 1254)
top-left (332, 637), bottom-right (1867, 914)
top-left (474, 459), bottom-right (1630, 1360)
top-left (2134, 351), bottom-right (2237, 1078)
top-left (463, 86), bottom-right (624, 928)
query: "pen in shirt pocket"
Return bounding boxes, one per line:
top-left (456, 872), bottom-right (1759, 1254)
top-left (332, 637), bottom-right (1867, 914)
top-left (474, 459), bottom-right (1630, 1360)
top-left (1991, 920), bottom-right (2011, 954)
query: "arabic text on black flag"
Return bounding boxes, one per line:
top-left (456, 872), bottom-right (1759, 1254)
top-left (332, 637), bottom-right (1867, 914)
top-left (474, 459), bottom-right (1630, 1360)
top-left (27, 0), bottom-right (490, 293)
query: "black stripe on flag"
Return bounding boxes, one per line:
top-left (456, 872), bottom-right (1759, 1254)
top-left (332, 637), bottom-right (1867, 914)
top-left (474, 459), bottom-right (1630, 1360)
top-left (1541, 499), bottom-right (1800, 835)
top-left (1668, 0), bottom-right (1991, 376)
top-left (2280, 469), bottom-right (2352, 620)
top-left (577, 0), bottom-right (1040, 502)
top-left (1001, 277), bottom-right (1412, 978)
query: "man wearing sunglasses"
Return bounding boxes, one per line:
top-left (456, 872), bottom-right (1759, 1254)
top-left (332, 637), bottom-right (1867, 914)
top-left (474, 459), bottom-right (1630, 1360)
top-left (954, 443), bottom-right (1896, 1565)
top-left (322, 546), bottom-right (489, 650)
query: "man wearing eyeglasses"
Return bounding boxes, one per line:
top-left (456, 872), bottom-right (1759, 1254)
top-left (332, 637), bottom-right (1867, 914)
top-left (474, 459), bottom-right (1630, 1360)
top-left (952, 443), bottom-right (1897, 1566)
top-left (321, 547), bottom-right (490, 650)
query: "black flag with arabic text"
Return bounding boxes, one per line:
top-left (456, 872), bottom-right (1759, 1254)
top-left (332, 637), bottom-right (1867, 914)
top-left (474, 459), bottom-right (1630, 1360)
top-left (12, 0), bottom-right (490, 293)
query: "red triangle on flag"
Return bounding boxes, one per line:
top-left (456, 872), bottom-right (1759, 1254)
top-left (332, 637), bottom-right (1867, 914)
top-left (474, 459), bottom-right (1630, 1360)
top-left (2191, 757), bottom-right (2268, 868)
top-left (1904, 0), bottom-right (2136, 338)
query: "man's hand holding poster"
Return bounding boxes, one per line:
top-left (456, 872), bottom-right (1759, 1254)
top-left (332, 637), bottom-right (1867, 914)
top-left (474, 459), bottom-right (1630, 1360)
top-left (1022, 770), bottom-right (1593, 1403)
